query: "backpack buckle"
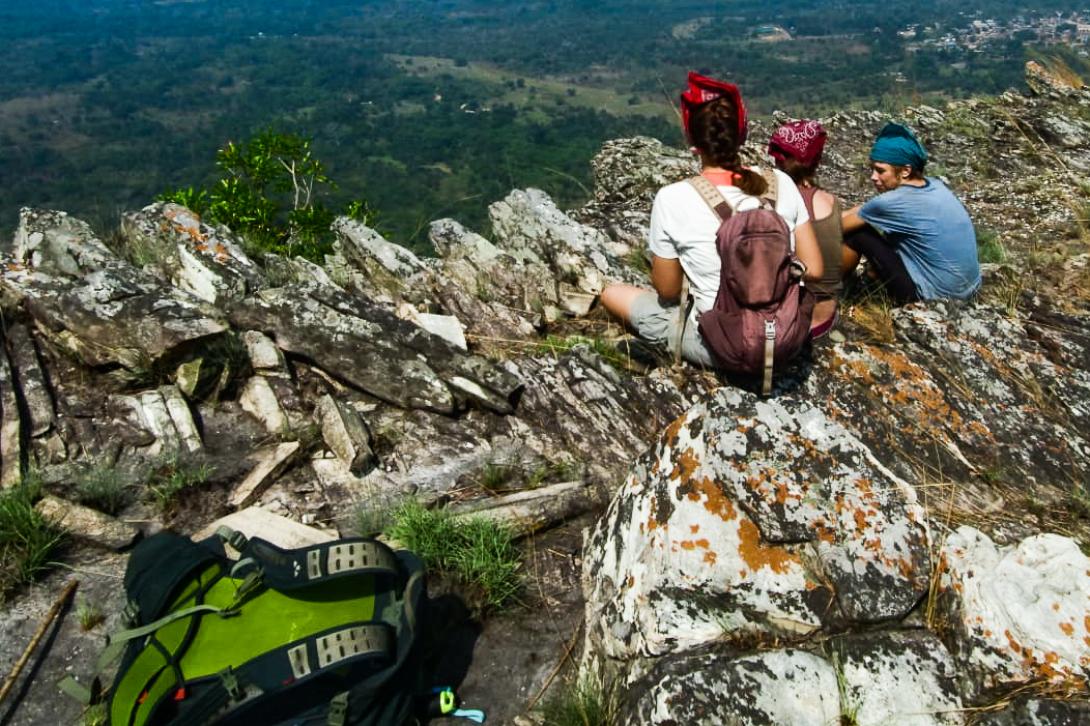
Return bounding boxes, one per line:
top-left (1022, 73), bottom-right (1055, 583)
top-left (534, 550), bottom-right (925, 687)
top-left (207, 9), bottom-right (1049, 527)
top-left (764, 320), bottom-right (776, 340)
top-left (789, 259), bottom-right (806, 279)
top-left (217, 668), bottom-right (242, 701)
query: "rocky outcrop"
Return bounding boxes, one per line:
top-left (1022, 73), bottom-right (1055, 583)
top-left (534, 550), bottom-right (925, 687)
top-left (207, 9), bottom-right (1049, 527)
top-left (3, 64), bottom-right (1090, 724)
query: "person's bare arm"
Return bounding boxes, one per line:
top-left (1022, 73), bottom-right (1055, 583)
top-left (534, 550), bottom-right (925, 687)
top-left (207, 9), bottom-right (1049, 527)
top-left (793, 221), bottom-right (823, 282)
top-left (650, 255), bottom-right (683, 301)
top-left (841, 204), bottom-right (866, 233)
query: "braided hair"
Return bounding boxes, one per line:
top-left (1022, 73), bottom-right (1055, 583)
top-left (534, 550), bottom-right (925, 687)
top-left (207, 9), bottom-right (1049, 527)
top-left (688, 97), bottom-right (767, 197)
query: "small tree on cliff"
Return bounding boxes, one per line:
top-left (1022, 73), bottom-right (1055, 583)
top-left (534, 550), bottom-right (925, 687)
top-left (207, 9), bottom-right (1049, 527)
top-left (160, 129), bottom-right (375, 262)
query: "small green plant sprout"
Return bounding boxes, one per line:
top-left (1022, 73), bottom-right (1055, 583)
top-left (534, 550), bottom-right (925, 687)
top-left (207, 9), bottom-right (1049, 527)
top-left (0, 483), bottom-right (66, 604)
top-left (145, 454), bottom-right (214, 515)
top-left (479, 459), bottom-right (519, 493)
top-left (386, 500), bottom-right (521, 612)
top-left (75, 596), bottom-right (106, 631)
top-left (83, 703), bottom-right (108, 726)
top-left (976, 226), bottom-right (1006, 264)
top-left (74, 464), bottom-right (131, 516)
top-left (538, 674), bottom-right (619, 726)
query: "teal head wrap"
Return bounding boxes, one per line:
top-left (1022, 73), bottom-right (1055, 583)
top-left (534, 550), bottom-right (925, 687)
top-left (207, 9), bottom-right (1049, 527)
top-left (870, 122), bottom-right (928, 171)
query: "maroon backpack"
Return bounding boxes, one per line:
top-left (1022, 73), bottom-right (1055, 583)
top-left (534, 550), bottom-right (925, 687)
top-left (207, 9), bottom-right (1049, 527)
top-left (689, 171), bottom-right (815, 394)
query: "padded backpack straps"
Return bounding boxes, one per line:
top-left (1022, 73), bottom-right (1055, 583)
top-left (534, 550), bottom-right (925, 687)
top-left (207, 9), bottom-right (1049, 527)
top-left (232, 534), bottom-right (403, 591)
top-left (760, 168), bottom-right (779, 205)
top-left (687, 176), bottom-right (733, 220)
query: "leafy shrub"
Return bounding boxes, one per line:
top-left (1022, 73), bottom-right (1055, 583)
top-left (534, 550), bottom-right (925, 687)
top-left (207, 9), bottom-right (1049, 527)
top-left (159, 129), bottom-right (376, 262)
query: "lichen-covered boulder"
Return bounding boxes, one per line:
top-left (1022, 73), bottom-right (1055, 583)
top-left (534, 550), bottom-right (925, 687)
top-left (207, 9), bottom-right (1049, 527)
top-left (938, 526), bottom-right (1090, 690)
top-left (620, 649), bottom-right (841, 725)
top-left (582, 388), bottom-right (930, 675)
top-left (11, 208), bottom-right (115, 275)
top-left (574, 137), bottom-right (697, 248)
top-left (120, 202), bottom-right (264, 305)
top-left (805, 300), bottom-right (1090, 488)
top-left (489, 188), bottom-right (624, 294)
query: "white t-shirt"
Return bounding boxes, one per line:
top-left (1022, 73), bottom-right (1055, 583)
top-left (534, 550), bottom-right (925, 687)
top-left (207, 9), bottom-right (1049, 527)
top-left (647, 168), bottom-right (809, 319)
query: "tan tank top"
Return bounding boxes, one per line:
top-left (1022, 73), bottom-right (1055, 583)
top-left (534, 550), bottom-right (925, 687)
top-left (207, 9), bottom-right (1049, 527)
top-left (799, 186), bottom-right (844, 299)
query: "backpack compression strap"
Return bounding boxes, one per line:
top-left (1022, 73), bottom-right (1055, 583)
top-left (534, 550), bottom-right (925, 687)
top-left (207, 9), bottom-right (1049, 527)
top-left (223, 529), bottom-right (403, 591)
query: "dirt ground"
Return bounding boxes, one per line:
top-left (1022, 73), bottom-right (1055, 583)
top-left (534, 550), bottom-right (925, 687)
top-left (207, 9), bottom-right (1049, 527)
top-left (0, 513), bottom-right (591, 726)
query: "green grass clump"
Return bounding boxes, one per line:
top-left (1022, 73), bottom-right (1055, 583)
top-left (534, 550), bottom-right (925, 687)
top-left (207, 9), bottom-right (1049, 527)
top-left (538, 675), bottom-right (619, 726)
top-left (976, 227), bottom-right (1006, 263)
top-left (0, 484), bottom-right (66, 603)
top-left (75, 596), bottom-right (106, 631)
top-left (74, 465), bottom-right (131, 516)
top-left (386, 500), bottom-right (521, 611)
top-left (538, 335), bottom-right (631, 370)
top-left (146, 455), bottom-right (214, 514)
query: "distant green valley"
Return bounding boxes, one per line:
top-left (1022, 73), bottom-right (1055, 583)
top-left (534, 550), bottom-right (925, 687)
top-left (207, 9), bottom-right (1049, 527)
top-left (1, 0), bottom-right (1085, 251)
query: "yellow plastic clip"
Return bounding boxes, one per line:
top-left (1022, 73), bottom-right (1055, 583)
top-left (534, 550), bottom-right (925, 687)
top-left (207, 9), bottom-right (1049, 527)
top-left (439, 688), bottom-right (456, 715)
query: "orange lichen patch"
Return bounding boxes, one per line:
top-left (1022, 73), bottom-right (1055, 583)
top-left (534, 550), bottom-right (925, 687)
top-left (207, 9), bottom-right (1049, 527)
top-left (1005, 630), bottom-right (1023, 655)
top-left (670, 448), bottom-right (700, 483)
top-left (625, 576), bottom-right (635, 588)
top-left (983, 629), bottom-right (993, 638)
top-left (685, 476), bottom-right (737, 522)
top-left (214, 242), bottom-right (228, 259)
top-left (679, 538), bottom-right (711, 552)
top-left (1084, 615), bottom-right (1090, 632)
top-left (195, 242), bottom-right (208, 253)
top-left (1060, 622), bottom-right (1075, 636)
top-left (737, 518), bottom-right (799, 574)
top-left (1052, 602), bottom-right (1061, 612)
top-left (1045, 651), bottom-right (1060, 664)
top-left (663, 415), bottom-right (687, 446)
top-left (6, 262), bottom-right (24, 272)
top-left (690, 525), bottom-right (700, 534)
top-left (703, 551), bottom-right (717, 565)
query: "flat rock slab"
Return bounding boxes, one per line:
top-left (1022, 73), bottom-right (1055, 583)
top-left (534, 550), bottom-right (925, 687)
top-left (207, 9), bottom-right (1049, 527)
top-left (583, 388), bottom-right (929, 668)
top-left (229, 441), bottom-right (302, 509)
top-left (193, 506), bottom-right (336, 551)
top-left (227, 283), bottom-right (522, 415)
top-left (939, 526), bottom-right (1090, 689)
top-left (35, 495), bottom-right (139, 551)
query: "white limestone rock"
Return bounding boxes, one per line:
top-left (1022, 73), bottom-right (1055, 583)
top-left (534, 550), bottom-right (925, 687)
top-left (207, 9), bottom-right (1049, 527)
top-left (939, 526), bottom-right (1090, 689)
top-left (834, 632), bottom-right (964, 726)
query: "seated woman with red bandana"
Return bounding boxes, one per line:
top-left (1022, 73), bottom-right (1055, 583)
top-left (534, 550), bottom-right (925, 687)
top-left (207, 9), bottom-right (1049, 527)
top-left (768, 120), bottom-right (842, 338)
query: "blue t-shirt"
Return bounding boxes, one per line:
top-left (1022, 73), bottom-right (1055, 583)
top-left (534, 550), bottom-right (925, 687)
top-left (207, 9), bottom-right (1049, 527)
top-left (859, 178), bottom-right (981, 300)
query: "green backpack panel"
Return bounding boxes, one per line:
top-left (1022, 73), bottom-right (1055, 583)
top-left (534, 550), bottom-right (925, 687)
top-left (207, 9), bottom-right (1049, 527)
top-left (103, 529), bottom-right (427, 726)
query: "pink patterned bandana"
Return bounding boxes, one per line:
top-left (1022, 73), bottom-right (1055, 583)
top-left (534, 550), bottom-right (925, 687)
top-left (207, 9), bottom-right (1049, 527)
top-left (768, 120), bottom-right (827, 168)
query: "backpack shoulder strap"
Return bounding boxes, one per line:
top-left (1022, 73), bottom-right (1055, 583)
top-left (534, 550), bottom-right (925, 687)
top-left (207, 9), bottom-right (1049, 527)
top-left (760, 168), bottom-right (779, 206)
top-left (687, 176), bottom-right (734, 221)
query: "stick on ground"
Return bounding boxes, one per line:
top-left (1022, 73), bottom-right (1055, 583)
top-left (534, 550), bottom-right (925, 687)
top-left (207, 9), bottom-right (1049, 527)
top-left (0, 579), bottom-right (79, 707)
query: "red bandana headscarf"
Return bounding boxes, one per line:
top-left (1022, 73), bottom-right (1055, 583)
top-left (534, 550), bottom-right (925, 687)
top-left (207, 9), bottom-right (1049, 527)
top-left (679, 71), bottom-right (748, 146)
top-left (768, 120), bottom-right (827, 168)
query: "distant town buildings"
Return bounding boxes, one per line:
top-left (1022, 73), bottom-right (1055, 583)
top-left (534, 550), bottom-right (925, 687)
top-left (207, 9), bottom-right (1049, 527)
top-left (903, 11), bottom-right (1090, 54)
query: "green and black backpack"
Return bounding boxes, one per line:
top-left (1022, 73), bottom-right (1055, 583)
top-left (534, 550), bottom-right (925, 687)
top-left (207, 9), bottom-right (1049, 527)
top-left (80, 528), bottom-right (435, 726)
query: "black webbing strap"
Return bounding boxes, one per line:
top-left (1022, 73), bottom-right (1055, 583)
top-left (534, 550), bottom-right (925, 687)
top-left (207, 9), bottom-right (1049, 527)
top-left (233, 536), bottom-right (403, 591)
top-left (169, 623), bottom-right (395, 726)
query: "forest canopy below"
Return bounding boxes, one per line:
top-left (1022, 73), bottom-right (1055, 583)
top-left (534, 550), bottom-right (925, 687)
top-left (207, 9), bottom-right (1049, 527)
top-left (1, 0), bottom-right (1087, 253)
